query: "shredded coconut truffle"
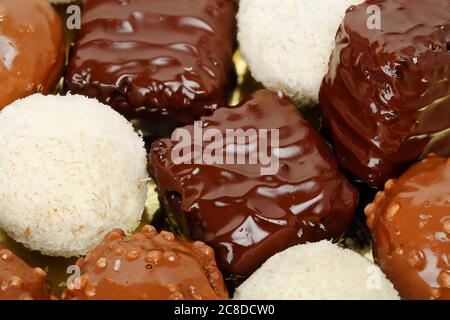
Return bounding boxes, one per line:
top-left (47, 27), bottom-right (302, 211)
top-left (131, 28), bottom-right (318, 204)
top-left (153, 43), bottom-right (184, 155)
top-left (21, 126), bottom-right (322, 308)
top-left (0, 94), bottom-right (148, 257)
top-left (234, 241), bottom-right (400, 300)
top-left (237, 0), bottom-right (363, 106)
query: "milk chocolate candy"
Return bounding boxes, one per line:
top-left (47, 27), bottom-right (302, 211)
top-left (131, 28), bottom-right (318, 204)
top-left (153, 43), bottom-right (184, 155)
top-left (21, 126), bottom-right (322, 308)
top-left (320, 0), bottom-right (450, 187)
top-left (65, 0), bottom-right (237, 137)
top-left (365, 155), bottom-right (450, 300)
top-left (63, 226), bottom-right (228, 300)
top-left (149, 89), bottom-right (359, 276)
top-left (0, 0), bottom-right (65, 109)
top-left (0, 244), bottom-right (51, 300)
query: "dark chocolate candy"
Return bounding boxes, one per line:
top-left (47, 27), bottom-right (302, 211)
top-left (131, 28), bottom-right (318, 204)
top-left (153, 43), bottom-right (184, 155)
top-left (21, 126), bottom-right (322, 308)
top-left (65, 0), bottom-right (237, 136)
top-left (63, 226), bottom-right (228, 300)
top-left (149, 89), bottom-right (359, 276)
top-left (365, 155), bottom-right (450, 300)
top-left (0, 0), bottom-right (65, 109)
top-left (0, 244), bottom-right (51, 300)
top-left (320, 0), bottom-right (450, 187)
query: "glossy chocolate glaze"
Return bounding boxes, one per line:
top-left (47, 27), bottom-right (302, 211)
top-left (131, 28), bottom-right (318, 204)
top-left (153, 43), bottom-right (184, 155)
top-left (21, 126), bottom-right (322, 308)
top-left (0, 244), bottom-right (50, 300)
top-left (320, 0), bottom-right (450, 187)
top-left (149, 90), bottom-right (359, 276)
top-left (63, 226), bottom-right (228, 300)
top-left (0, 0), bottom-right (65, 109)
top-left (365, 155), bottom-right (450, 300)
top-left (65, 0), bottom-right (237, 136)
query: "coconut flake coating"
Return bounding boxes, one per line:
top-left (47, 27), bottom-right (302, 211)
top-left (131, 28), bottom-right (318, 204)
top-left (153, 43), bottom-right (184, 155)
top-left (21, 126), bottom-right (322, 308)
top-left (63, 226), bottom-right (228, 300)
top-left (365, 155), bottom-right (450, 300)
top-left (149, 89), bottom-right (358, 276)
top-left (237, 0), bottom-right (363, 107)
top-left (0, 94), bottom-right (148, 257)
top-left (234, 241), bottom-right (399, 300)
top-left (0, 244), bottom-right (51, 300)
top-left (320, 0), bottom-right (450, 187)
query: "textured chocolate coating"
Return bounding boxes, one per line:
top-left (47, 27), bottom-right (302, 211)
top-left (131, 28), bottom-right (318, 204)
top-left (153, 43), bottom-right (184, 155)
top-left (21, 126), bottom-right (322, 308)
top-left (149, 89), bottom-right (359, 276)
top-left (0, 244), bottom-right (50, 300)
top-left (65, 0), bottom-right (237, 136)
top-left (0, 0), bottom-right (65, 109)
top-left (63, 226), bottom-right (228, 300)
top-left (365, 155), bottom-right (450, 300)
top-left (320, 0), bottom-right (450, 187)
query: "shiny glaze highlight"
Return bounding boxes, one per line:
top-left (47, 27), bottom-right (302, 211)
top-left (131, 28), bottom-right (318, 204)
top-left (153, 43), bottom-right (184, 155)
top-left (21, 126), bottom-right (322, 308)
top-left (0, 0), bottom-right (65, 109)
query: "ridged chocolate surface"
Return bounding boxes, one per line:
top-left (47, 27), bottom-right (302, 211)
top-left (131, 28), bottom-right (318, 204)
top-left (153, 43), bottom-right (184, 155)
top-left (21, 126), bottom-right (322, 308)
top-left (65, 0), bottom-right (237, 135)
top-left (320, 0), bottom-right (450, 187)
top-left (365, 155), bottom-right (450, 300)
top-left (149, 89), bottom-right (358, 276)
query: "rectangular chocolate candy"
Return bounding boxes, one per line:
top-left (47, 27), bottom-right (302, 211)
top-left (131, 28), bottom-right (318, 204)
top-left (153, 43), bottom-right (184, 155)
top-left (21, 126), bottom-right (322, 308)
top-left (65, 0), bottom-right (237, 137)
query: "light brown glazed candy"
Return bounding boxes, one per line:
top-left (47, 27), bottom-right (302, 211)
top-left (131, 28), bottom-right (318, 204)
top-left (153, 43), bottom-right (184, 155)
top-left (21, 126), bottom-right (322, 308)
top-left (63, 226), bottom-right (228, 300)
top-left (0, 0), bottom-right (65, 109)
top-left (0, 244), bottom-right (51, 300)
top-left (365, 155), bottom-right (450, 300)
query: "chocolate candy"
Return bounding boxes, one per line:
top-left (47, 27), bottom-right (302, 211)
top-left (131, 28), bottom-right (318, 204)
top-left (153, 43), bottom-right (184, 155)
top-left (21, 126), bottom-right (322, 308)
top-left (149, 89), bottom-right (359, 276)
top-left (0, 244), bottom-right (51, 300)
top-left (365, 155), bottom-right (450, 300)
top-left (65, 0), bottom-right (237, 137)
top-left (0, 0), bottom-right (65, 109)
top-left (63, 226), bottom-right (228, 300)
top-left (319, 0), bottom-right (450, 187)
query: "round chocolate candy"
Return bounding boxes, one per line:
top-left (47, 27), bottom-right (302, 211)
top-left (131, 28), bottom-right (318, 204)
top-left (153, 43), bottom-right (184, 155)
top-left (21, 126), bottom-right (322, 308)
top-left (63, 226), bottom-right (228, 300)
top-left (0, 0), bottom-right (65, 109)
top-left (365, 155), bottom-right (450, 300)
top-left (320, 0), bottom-right (450, 187)
top-left (0, 244), bottom-right (51, 300)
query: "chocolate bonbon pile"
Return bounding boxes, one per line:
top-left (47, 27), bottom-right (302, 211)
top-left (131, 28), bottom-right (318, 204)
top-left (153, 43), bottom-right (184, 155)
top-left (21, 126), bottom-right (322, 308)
top-left (0, 0), bottom-right (448, 301)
